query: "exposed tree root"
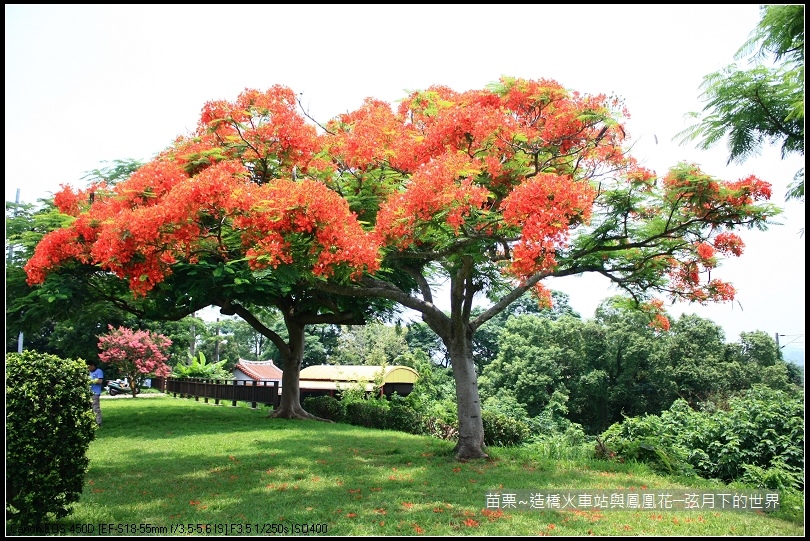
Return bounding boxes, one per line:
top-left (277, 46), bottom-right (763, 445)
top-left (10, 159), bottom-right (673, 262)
top-left (267, 405), bottom-right (333, 423)
top-left (453, 442), bottom-right (489, 461)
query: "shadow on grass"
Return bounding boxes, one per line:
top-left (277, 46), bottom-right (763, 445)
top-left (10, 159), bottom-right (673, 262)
top-left (54, 396), bottom-right (803, 536)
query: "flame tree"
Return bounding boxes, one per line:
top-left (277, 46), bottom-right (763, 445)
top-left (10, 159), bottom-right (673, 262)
top-left (25, 86), bottom-right (393, 419)
top-left (313, 77), bottom-right (778, 459)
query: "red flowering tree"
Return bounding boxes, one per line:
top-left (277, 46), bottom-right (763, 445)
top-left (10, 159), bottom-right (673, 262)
top-left (97, 325), bottom-right (172, 398)
top-left (24, 86), bottom-right (390, 419)
top-left (314, 77), bottom-right (778, 459)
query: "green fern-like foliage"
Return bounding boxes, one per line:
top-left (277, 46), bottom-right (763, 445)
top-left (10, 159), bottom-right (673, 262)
top-left (172, 351), bottom-right (231, 380)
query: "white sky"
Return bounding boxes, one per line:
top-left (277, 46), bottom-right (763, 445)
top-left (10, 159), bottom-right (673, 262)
top-left (5, 4), bottom-right (804, 356)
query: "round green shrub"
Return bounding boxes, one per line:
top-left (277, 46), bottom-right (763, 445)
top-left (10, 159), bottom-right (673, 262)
top-left (482, 410), bottom-right (530, 447)
top-left (6, 351), bottom-right (97, 526)
top-left (386, 394), bottom-right (426, 434)
top-left (302, 395), bottom-right (345, 422)
top-left (345, 400), bottom-right (389, 429)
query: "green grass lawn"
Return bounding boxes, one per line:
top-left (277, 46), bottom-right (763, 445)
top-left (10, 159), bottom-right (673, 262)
top-left (36, 397), bottom-right (804, 536)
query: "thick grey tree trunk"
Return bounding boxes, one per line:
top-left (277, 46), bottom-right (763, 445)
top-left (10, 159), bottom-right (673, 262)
top-left (268, 318), bottom-right (323, 420)
top-left (435, 256), bottom-right (489, 460)
top-left (446, 333), bottom-right (488, 459)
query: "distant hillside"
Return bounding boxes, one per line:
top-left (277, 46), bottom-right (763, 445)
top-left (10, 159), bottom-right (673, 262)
top-left (782, 345), bottom-right (804, 368)
top-left (782, 345), bottom-right (804, 385)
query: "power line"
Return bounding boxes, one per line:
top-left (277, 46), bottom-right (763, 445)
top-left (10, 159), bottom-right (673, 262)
top-left (776, 333), bottom-right (805, 349)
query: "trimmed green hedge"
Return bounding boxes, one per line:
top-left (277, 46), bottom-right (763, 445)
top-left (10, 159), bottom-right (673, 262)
top-left (6, 351), bottom-right (97, 526)
top-left (303, 395), bottom-right (345, 422)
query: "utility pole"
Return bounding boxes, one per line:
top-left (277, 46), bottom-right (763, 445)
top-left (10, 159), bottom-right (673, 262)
top-left (190, 312), bottom-right (197, 358)
top-left (9, 189), bottom-right (23, 352)
top-left (215, 318), bottom-right (220, 362)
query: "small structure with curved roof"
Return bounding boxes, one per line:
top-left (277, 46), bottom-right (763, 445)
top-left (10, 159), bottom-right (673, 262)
top-left (298, 364), bottom-right (419, 399)
top-left (233, 359), bottom-right (283, 383)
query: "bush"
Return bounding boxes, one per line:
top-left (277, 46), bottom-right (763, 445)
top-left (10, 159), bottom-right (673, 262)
top-left (345, 400), bottom-right (389, 430)
top-left (6, 351), bottom-right (97, 526)
top-left (706, 386), bottom-right (804, 488)
top-left (386, 394), bottom-right (425, 434)
top-left (599, 400), bottom-right (705, 476)
top-left (306, 393), bottom-right (437, 438)
top-left (302, 395), bottom-right (345, 422)
top-left (482, 410), bottom-right (530, 447)
top-left (599, 386), bottom-right (805, 488)
top-left (740, 460), bottom-right (802, 492)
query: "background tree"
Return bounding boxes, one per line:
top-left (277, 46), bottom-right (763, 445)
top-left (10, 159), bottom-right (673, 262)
top-left (475, 295), bottom-right (800, 434)
top-left (316, 77), bottom-right (779, 459)
top-left (653, 314), bottom-right (731, 406)
top-left (479, 315), bottom-right (571, 417)
top-left (403, 321), bottom-right (448, 367)
top-left (678, 4), bottom-right (804, 202)
top-left (6, 160), bottom-right (156, 360)
top-left (585, 298), bottom-right (668, 426)
top-left (722, 329), bottom-right (798, 393)
top-left (474, 290), bottom-right (580, 374)
top-left (150, 317), bottom-right (204, 371)
top-left (240, 313), bottom-right (343, 368)
top-left (231, 317), bottom-right (269, 361)
top-left (330, 321), bottom-right (410, 366)
top-left (189, 314), bottom-right (264, 366)
top-left (97, 325), bottom-right (172, 397)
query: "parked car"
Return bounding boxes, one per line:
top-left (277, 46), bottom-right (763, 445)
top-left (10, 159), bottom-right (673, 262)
top-left (106, 379), bottom-right (140, 396)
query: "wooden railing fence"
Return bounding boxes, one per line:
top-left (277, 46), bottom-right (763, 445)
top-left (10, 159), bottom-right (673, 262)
top-left (163, 378), bottom-right (280, 409)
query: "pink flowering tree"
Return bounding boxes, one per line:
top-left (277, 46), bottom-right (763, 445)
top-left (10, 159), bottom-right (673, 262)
top-left (97, 325), bottom-right (172, 397)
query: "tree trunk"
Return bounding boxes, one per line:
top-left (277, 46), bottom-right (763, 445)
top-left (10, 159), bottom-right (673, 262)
top-left (267, 318), bottom-right (328, 421)
top-left (446, 329), bottom-right (488, 460)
